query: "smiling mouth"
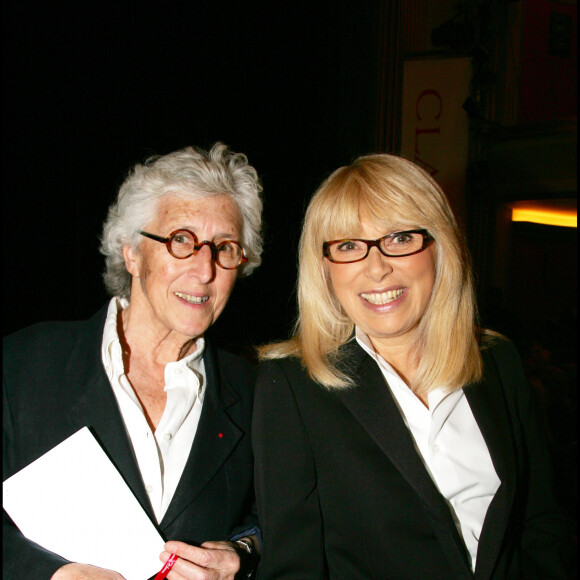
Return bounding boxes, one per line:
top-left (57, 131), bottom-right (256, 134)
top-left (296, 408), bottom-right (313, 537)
top-left (361, 289), bottom-right (404, 305)
top-left (175, 291), bottom-right (209, 304)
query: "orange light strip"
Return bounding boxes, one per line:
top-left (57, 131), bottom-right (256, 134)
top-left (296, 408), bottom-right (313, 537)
top-left (511, 208), bottom-right (577, 228)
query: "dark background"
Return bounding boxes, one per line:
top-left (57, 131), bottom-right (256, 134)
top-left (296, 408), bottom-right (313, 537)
top-left (4, 0), bottom-right (578, 522)
top-left (4, 0), bottom-right (384, 348)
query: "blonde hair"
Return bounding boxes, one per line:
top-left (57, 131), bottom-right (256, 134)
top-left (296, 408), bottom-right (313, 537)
top-left (260, 153), bottom-right (488, 394)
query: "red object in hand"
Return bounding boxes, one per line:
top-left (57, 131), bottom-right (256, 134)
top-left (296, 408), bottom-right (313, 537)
top-left (154, 553), bottom-right (178, 580)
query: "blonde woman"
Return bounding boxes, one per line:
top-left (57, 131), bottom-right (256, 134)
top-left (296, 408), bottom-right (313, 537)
top-left (252, 154), bottom-right (572, 579)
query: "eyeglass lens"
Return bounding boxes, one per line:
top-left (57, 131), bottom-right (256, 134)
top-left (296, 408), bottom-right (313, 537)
top-left (169, 230), bottom-right (244, 268)
top-left (327, 231), bottom-right (426, 262)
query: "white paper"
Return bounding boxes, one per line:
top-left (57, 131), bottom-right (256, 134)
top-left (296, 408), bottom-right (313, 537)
top-left (3, 427), bottom-right (164, 580)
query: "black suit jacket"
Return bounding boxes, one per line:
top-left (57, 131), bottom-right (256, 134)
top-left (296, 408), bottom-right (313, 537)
top-left (3, 305), bottom-right (257, 579)
top-left (253, 338), bottom-right (573, 579)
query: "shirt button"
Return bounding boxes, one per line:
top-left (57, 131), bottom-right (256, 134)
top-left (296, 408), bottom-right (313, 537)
top-left (145, 485), bottom-right (153, 494)
top-left (174, 368), bottom-right (182, 375)
top-left (432, 444), bottom-right (440, 454)
top-left (164, 433), bottom-right (172, 441)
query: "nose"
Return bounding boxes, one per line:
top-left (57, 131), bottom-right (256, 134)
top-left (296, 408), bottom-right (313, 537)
top-left (364, 246), bottom-right (393, 280)
top-left (187, 243), bottom-right (216, 283)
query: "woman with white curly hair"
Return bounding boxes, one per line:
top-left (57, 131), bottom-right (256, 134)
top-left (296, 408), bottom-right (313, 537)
top-left (4, 143), bottom-right (263, 580)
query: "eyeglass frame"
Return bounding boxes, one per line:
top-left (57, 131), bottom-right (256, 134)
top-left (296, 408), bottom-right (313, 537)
top-left (139, 229), bottom-right (248, 270)
top-left (322, 229), bottom-right (433, 263)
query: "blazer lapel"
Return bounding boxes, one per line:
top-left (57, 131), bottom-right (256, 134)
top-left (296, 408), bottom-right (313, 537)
top-left (62, 307), bottom-right (155, 523)
top-left (335, 342), bottom-right (473, 578)
top-left (466, 348), bottom-right (516, 580)
top-left (159, 341), bottom-right (243, 531)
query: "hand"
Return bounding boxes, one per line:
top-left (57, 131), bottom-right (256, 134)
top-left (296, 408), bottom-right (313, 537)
top-left (51, 562), bottom-right (126, 579)
top-left (160, 540), bottom-right (241, 580)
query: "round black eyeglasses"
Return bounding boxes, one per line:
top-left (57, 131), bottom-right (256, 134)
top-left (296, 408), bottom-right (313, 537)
top-left (139, 229), bottom-right (248, 270)
top-left (323, 229), bottom-right (433, 263)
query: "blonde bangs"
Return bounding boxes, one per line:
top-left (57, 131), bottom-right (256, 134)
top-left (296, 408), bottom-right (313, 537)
top-left (311, 170), bottom-right (365, 243)
top-left (312, 169), bottom-right (426, 245)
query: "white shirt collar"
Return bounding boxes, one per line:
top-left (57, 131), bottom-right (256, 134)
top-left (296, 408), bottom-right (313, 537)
top-left (354, 326), bottom-right (453, 411)
top-left (101, 297), bottom-right (206, 400)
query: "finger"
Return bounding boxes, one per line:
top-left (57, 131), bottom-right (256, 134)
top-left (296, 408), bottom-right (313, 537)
top-left (165, 567), bottom-right (192, 580)
top-left (199, 540), bottom-right (236, 551)
top-left (164, 556), bottom-right (211, 580)
top-left (164, 542), bottom-right (219, 569)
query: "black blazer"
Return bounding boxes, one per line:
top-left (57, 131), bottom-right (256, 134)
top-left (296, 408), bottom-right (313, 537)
top-left (253, 338), bottom-right (573, 579)
top-left (3, 305), bottom-right (258, 579)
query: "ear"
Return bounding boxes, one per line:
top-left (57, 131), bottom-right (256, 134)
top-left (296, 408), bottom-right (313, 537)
top-left (123, 245), bottom-right (141, 278)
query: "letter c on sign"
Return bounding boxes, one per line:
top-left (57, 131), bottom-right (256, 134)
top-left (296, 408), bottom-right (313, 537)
top-left (416, 89), bottom-right (442, 121)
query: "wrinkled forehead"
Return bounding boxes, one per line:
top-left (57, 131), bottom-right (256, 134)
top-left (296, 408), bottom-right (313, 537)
top-left (152, 191), bottom-right (243, 232)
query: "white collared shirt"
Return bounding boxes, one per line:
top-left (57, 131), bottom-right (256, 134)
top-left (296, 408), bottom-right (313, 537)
top-left (356, 329), bottom-right (500, 571)
top-left (101, 297), bottom-right (206, 523)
